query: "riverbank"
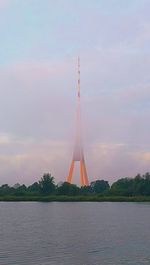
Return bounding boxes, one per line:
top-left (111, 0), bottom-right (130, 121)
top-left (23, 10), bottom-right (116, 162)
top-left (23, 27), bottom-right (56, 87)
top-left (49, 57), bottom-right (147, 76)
top-left (1, 195), bottom-right (150, 202)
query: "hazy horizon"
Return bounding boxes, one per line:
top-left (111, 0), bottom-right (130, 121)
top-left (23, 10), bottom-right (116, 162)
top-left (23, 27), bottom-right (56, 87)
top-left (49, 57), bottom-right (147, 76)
top-left (0, 0), bottom-right (150, 185)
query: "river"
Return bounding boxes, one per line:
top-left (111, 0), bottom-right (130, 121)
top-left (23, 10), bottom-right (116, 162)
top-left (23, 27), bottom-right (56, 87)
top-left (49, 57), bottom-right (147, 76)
top-left (0, 202), bottom-right (150, 265)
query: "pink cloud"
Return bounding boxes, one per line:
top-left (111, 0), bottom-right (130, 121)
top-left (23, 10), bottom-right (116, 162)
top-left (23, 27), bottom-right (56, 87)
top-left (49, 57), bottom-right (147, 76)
top-left (0, 137), bottom-right (71, 185)
top-left (1, 60), bottom-right (72, 82)
top-left (0, 54), bottom-right (150, 185)
top-left (120, 84), bottom-right (150, 103)
top-left (0, 0), bottom-right (10, 8)
top-left (0, 135), bottom-right (149, 186)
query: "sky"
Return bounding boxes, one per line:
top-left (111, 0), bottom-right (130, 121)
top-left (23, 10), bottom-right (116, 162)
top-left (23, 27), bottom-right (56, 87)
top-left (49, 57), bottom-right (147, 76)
top-left (0, 0), bottom-right (150, 185)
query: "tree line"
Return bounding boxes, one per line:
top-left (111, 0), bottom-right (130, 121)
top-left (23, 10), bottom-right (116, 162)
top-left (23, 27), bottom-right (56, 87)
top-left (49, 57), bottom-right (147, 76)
top-left (0, 172), bottom-right (150, 197)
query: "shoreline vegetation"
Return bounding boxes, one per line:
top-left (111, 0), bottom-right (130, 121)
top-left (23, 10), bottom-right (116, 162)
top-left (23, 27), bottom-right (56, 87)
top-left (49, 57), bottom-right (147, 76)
top-left (1, 195), bottom-right (150, 202)
top-left (1, 172), bottom-right (150, 202)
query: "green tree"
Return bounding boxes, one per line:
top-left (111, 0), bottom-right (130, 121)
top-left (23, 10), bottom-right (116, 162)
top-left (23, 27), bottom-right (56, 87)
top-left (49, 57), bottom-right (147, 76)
top-left (143, 172), bottom-right (150, 195)
top-left (80, 185), bottom-right (92, 195)
top-left (144, 172), bottom-right (150, 181)
top-left (13, 184), bottom-right (27, 196)
top-left (28, 182), bottom-right (40, 194)
top-left (0, 184), bottom-right (11, 195)
top-left (57, 182), bottom-right (80, 195)
top-left (110, 178), bottom-right (134, 196)
top-left (39, 173), bottom-right (55, 195)
top-left (90, 180), bottom-right (110, 194)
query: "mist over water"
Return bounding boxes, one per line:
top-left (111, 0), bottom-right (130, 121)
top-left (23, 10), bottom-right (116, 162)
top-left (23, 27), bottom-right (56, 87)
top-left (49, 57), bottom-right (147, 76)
top-left (0, 202), bottom-right (150, 265)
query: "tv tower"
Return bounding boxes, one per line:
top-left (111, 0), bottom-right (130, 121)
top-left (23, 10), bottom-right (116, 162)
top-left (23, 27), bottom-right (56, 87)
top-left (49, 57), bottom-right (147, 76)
top-left (66, 57), bottom-right (89, 186)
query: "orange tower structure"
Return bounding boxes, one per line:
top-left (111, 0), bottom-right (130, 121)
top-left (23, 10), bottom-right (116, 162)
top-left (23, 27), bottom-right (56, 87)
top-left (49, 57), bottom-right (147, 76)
top-left (67, 57), bottom-right (89, 186)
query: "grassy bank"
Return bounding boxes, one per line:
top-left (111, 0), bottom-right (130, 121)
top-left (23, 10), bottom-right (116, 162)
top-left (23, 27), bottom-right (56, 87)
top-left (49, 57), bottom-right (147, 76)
top-left (1, 195), bottom-right (150, 202)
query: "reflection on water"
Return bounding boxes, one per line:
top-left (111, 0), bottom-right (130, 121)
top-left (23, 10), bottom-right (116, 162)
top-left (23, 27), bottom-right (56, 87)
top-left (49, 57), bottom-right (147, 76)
top-left (0, 202), bottom-right (150, 265)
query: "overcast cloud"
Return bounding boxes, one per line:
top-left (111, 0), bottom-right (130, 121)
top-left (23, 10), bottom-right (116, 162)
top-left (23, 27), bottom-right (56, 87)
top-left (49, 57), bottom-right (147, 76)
top-left (0, 0), bottom-right (150, 185)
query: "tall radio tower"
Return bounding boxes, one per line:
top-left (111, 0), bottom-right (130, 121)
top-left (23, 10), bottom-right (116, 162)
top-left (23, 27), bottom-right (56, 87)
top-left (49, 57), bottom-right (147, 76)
top-left (66, 57), bottom-right (89, 186)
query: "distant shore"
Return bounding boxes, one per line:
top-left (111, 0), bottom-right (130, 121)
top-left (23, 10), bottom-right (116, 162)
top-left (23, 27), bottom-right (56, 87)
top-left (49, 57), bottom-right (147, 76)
top-left (1, 195), bottom-right (150, 202)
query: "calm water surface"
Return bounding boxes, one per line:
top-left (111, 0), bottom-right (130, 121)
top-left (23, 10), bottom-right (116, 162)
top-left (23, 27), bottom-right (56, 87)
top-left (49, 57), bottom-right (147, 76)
top-left (0, 202), bottom-right (150, 265)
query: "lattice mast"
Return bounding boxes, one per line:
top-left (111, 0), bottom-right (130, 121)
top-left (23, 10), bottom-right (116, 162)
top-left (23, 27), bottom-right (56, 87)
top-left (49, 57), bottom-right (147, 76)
top-left (66, 57), bottom-right (89, 186)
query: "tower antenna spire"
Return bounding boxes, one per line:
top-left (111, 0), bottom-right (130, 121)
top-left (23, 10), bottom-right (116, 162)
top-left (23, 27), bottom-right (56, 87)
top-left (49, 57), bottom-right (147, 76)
top-left (78, 56), bottom-right (80, 98)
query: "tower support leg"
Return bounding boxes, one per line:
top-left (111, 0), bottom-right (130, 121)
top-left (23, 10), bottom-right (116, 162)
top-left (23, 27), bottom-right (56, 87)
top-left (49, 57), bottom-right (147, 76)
top-left (80, 161), bottom-right (84, 186)
top-left (67, 160), bottom-right (74, 183)
top-left (81, 160), bottom-right (89, 186)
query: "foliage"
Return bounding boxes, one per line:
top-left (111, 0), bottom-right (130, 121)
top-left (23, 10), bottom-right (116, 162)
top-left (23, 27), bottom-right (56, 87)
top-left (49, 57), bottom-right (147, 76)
top-left (110, 173), bottom-right (150, 196)
top-left (57, 182), bottom-right (80, 195)
top-left (80, 185), bottom-right (92, 195)
top-left (1, 172), bottom-right (150, 199)
top-left (28, 182), bottom-right (40, 194)
top-left (110, 178), bottom-right (133, 196)
top-left (39, 173), bottom-right (55, 195)
top-left (91, 180), bottom-right (110, 194)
